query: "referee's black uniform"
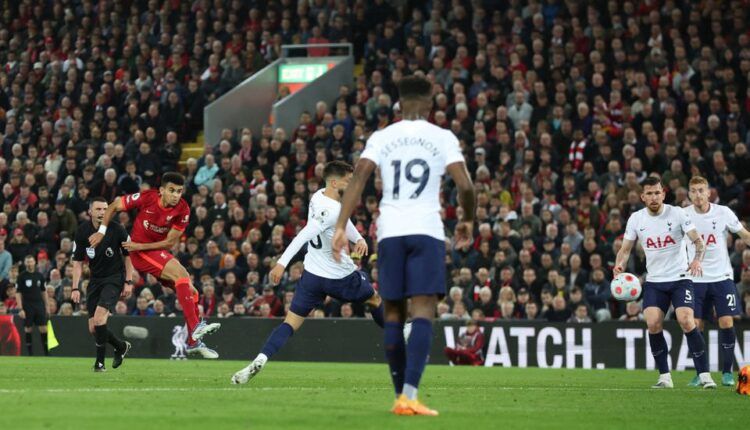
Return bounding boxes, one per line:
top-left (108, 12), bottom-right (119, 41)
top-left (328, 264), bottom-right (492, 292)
top-left (73, 221), bottom-right (130, 312)
top-left (17, 265), bottom-right (48, 356)
top-left (17, 270), bottom-right (47, 328)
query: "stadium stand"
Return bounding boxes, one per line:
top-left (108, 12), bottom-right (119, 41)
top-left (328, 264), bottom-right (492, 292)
top-left (2, 0), bottom-right (750, 324)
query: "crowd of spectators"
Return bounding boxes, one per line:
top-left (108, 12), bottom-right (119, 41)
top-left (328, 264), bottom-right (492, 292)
top-left (3, 0), bottom-right (750, 325)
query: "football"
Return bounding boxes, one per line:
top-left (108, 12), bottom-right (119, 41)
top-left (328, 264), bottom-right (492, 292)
top-left (611, 273), bottom-right (642, 301)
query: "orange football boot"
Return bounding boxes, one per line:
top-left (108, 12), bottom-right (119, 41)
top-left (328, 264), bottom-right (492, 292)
top-left (391, 394), bottom-right (414, 415)
top-left (404, 398), bottom-right (439, 416)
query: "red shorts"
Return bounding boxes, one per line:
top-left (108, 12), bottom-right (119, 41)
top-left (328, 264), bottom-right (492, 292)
top-left (130, 250), bottom-right (175, 287)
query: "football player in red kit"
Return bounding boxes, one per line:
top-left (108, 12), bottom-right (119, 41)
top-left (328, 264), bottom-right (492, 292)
top-left (89, 172), bottom-right (221, 358)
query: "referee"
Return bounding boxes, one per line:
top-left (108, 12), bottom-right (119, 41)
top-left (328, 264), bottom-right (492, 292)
top-left (15, 254), bottom-right (50, 356)
top-left (72, 197), bottom-right (133, 372)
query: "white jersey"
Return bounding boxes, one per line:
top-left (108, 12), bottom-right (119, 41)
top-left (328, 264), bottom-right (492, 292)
top-left (277, 189), bottom-right (361, 279)
top-left (361, 119), bottom-right (465, 241)
top-left (624, 204), bottom-right (696, 283)
top-left (685, 204), bottom-right (743, 283)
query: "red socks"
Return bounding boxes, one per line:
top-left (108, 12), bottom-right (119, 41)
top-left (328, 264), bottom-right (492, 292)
top-left (175, 277), bottom-right (199, 345)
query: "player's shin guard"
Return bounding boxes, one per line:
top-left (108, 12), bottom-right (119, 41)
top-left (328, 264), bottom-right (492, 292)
top-left (174, 277), bottom-right (199, 345)
top-left (685, 328), bottom-right (709, 374)
top-left (719, 327), bottom-right (736, 373)
top-left (25, 332), bottom-right (33, 356)
top-left (370, 303), bottom-right (384, 328)
top-left (94, 325), bottom-right (108, 364)
top-left (404, 318), bottom-right (433, 400)
top-left (40, 332), bottom-right (48, 356)
top-left (260, 322), bottom-right (294, 359)
top-left (648, 332), bottom-right (670, 374)
top-left (384, 322), bottom-right (406, 395)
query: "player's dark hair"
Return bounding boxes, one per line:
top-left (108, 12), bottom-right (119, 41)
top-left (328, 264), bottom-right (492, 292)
top-left (397, 75), bottom-right (433, 100)
top-left (161, 172), bottom-right (185, 187)
top-left (323, 161), bottom-right (353, 180)
top-left (641, 176), bottom-right (662, 188)
top-left (90, 196), bottom-right (108, 207)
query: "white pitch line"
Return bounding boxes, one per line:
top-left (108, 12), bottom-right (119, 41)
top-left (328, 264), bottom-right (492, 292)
top-left (0, 386), bottom-right (708, 394)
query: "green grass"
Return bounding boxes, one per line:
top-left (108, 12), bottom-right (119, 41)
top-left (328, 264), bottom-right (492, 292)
top-left (0, 357), bottom-right (746, 430)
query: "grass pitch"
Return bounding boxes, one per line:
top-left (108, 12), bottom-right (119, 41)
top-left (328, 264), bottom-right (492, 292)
top-left (0, 357), bottom-right (745, 430)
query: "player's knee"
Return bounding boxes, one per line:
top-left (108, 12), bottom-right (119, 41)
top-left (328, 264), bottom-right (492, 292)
top-left (161, 260), bottom-right (189, 281)
top-left (367, 293), bottom-right (382, 307)
top-left (718, 316), bottom-right (735, 329)
top-left (676, 315), bottom-right (695, 332)
top-left (645, 318), bottom-right (663, 333)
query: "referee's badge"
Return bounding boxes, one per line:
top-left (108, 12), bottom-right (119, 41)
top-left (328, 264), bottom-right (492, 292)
top-left (86, 247), bottom-right (96, 259)
top-left (25, 279), bottom-right (32, 287)
top-left (105, 247), bottom-right (114, 257)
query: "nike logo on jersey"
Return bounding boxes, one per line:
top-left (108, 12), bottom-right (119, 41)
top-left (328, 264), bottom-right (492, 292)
top-left (146, 210), bottom-right (155, 214)
top-left (639, 228), bottom-right (646, 231)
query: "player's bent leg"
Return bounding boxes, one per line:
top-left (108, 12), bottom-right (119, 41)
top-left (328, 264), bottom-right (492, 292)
top-left (92, 305), bottom-right (130, 369)
top-left (675, 307), bottom-right (716, 389)
top-left (161, 259), bottom-right (220, 343)
top-left (232, 312), bottom-right (306, 385)
top-left (365, 292), bottom-right (384, 328)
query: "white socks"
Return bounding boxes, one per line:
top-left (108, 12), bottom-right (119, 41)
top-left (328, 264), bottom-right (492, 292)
top-left (403, 383), bottom-right (418, 400)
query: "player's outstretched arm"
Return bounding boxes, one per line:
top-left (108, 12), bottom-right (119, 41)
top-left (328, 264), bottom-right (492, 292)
top-left (345, 220), bottom-right (368, 257)
top-left (89, 197), bottom-right (125, 247)
top-left (270, 223), bottom-right (324, 284)
top-left (333, 159), bottom-right (376, 262)
top-left (122, 227), bottom-right (182, 252)
top-left (613, 238), bottom-right (635, 277)
top-left (446, 161), bottom-right (476, 246)
top-left (686, 229), bottom-right (704, 277)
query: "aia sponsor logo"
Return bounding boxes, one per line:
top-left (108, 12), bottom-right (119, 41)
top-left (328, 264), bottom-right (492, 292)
top-left (645, 235), bottom-right (677, 248)
top-left (700, 233), bottom-right (717, 246)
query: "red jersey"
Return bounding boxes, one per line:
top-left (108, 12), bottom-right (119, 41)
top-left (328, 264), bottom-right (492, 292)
top-left (121, 189), bottom-right (190, 245)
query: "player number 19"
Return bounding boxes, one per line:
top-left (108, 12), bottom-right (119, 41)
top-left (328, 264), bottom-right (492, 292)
top-left (391, 159), bottom-right (430, 199)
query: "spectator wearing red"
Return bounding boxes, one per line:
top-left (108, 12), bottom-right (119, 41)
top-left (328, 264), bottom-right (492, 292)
top-left (252, 285), bottom-right (283, 317)
top-left (444, 320), bottom-right (484, 366)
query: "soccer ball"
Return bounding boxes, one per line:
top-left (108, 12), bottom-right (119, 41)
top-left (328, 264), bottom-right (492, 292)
top-left (738, 366), bottom-right (750, 395)
top-left (611, 273), bottom-right (642, 301)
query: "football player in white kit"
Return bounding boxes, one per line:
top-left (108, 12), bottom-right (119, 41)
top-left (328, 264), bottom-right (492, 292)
top-left (614, 176), bottom-right (716, 389)
top-left (231, 161), bottom-right (382, 384)
top-left (685, 176), bottom-right (750, 387)
top-left (332, 75), bottom-right (475, 416)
